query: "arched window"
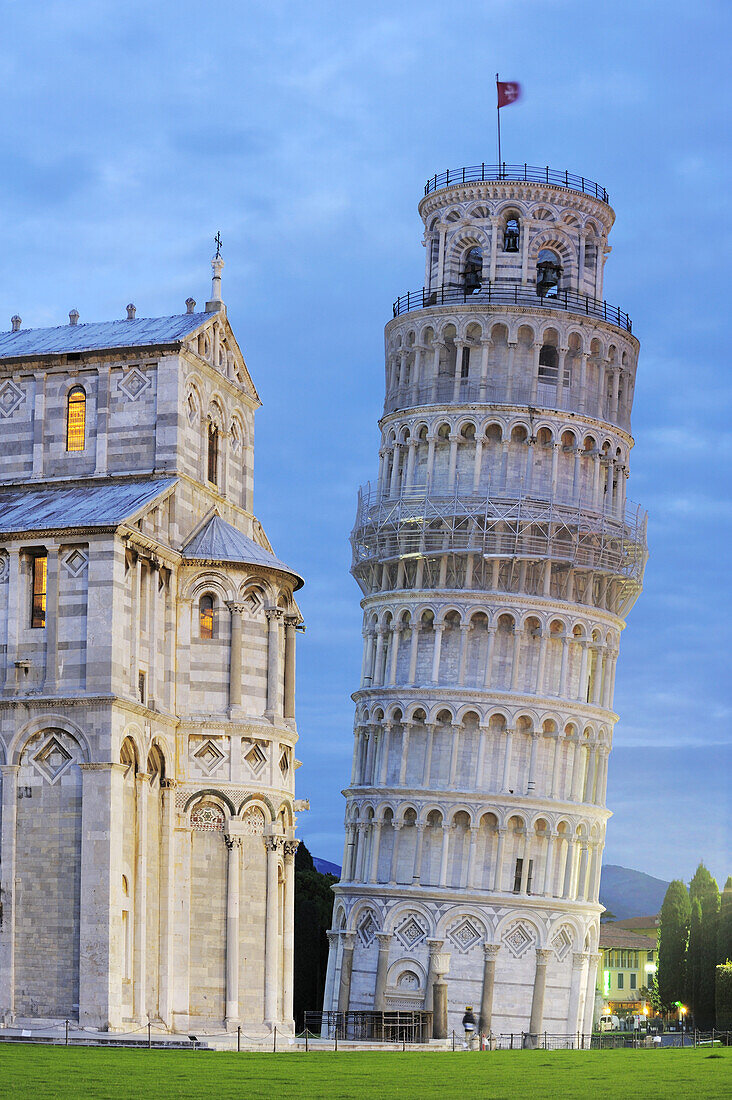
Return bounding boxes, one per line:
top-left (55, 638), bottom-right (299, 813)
top-left (462, 247), bottom-right (482, 294)
top-left (207, 422), bottom-right (219, 485)
top-left (536, 249), bottom-right (562, 298)
top-left (66, 387), bottom-right (86, 452)
top-left (504, 217), bottom-right (520, 252)
top-left (199, 594), bottom-right (215, 639)
top-left (538, 344), bottom-right (559, 384)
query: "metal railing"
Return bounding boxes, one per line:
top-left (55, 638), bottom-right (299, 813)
top-left (382, 377), bottom-right (631, 431)
top-left (424, 163), bottom-right (609, 204)
top-left (304, 1010), bottom-right (432, 1043)
top-left (392, 282), bottom-right (631, 332)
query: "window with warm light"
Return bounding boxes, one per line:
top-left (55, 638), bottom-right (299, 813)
top-left (199, 594), bottom-right (215, 639)
top-left (207, 423), bottom-right (219, 485)
top-left (31, 554), bottom-right (47, 628)
top-left (66, 387), bottom-right (86, 451)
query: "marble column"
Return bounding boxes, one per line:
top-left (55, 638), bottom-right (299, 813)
top-left (527, 949), bottom-right (553, 1047)
top-left (566, 952), bottom-right (588, 1038)
top-left (282, 840), bottom-right (298, 1030)
top-left (133, 772), bottom-right (150, 1023)
top-left (224, 835), bottom-right (242, 1028)
top-left (284, 617), bottom-right (298, 719)
top-left (264, 835), bottom-right (283, 1026)
top-left (373, 932), bottom-right (392, 1011)
top-left (78, 762), bottom-right (125, 1030)
top-left (158, 778), bottom-right (176, 1028)
top-left (0, 766), bottom-right (19, 1018)
top-left (492, 828), bottom-right (506, 892)
top-left (322, 931), bottom-right (339, 1012)
top-left (227, 602), bottom-right (245, 708)
top-left (479, 943), bottom-right (501, 1033)
top-left (423, 939), bottom-right (444, 1012)
top-left (337, 932), bottom-right (356, 1013)
top-left (265, 608), bottom-right (284, 717)
top-left (582, 953), bottom-right (602, 1035)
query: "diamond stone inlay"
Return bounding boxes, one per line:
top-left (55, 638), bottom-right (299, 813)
top-left (118, 367), bottom-right (151, 402)
top-left (357, 911), bottom-right (377, 947)
top-left (448, 918), bottom-right (482, 953)
top-left (551, 927), bottom-right (573, 962)
top-left (245, 743), bottom-right (267, 773)
top-left (33, 736), bottom-right (73, 784)
top-left (193, 739), bottom-right (226, 776)
top-left (0, 379), bottom-right (25, 418)
top-left (502, 921), bottom-right (536, 959)
top-left (395, 914), bottom-right (427, 949)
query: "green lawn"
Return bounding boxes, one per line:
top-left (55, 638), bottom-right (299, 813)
top-left (0, 1045), bottom-right (728, 1099)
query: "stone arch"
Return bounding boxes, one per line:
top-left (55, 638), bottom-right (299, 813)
top-left (10, 713), bottom-right (92, 766)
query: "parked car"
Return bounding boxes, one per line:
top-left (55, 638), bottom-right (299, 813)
top-left (599, 1015), bottom-right (620, 1032)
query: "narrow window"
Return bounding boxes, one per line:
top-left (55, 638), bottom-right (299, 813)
top-left (504, 218), bottom-right (520, 252)
top-left (138, 670), bottom-right (146, 705)
top-left (513, 857), bottom-right (523, 893)
top-left (526, 858), bottom-right (534, 895)
top-left (31, 553), bottom-right (47, 628)
top-left (461, 346), bottom-right (471, 378)
top-left (538, 344), bottom-right (559, 384)
top-left (536, 249), bottom-right (562, 298)
top-left (617, 972), bottom-right (624, 990)
top-left (630, 972), bottom-right (637, 990)
top-left (462, 247), bottom-right (482, 294)
top-left (66, 387), bottom-right (86, 452)
top-left (207, 423), bottom-right (219, 485)
top-left (199, 594), bottom-right (215, 639)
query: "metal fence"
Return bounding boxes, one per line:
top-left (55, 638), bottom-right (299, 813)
top-left (392, 282), bottom-right (631, 332)
top-left (424, 164), bottom-right (609, 204)
top-left (303, 1010), bottom-right (433, 1043)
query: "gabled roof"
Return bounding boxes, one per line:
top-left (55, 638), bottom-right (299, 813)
top-left (606, 915), bottom-right (660, 931)
top-left (181, 514), bottom-right (302, 589)
top-left (0, 477), bottom-right (177, 534)
top-left (0, 313), bottom-right (211, 360)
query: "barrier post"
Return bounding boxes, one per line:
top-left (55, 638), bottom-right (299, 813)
top-left (237, 1025), bottom-right (241, 1053)
top-left (148, 1022), bottom-right (152, 1049)
top-left (65, 1019), bottom-right (69, 1046)
top-left (273, 1025), bottom-right (277, 1053)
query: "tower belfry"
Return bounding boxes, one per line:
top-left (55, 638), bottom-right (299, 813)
top-left (324, 163), bottom-right (647, 1042)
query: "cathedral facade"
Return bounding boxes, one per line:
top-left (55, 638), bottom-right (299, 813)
top-left (0, 259), bottom-right (303, 1034)
top-left (324, 164), bottom-right (646, 1041)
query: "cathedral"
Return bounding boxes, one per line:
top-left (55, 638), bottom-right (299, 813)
top-left (0, 256), bottom-right (304, 1034)
top-left (324, 163), bottom-right (646, 1041)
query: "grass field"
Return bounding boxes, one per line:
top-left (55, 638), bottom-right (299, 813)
top-left (0, 1045), bottom-right (729, 1099)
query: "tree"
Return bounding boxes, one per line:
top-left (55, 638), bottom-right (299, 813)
top-left (293, 842), bottom-right (338, 1031)
top-left (716, 963), bottom-right (732, 1030)
top-left (688, 863), bottom-right (720, 1028)
top-left (717, 876), bottom-right (732, 964)
top-left (687, 896), bottom-right (703, 1019)
top-left (657, 880), bottom-right (690, 1009)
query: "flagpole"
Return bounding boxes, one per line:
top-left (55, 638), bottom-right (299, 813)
top-left (496, 73), bottom-right (502, 175)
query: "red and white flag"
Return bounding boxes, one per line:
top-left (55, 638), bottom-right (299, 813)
top-left (497, 81), bottom-right (521, 108)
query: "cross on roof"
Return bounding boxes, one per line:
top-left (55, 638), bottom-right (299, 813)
top-left (214, 231), bottom-right (223, 258)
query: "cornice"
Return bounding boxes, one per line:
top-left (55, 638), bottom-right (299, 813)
top-left (333, 880), bottom-right (604, 914)
top-left (417, 179), bottom-right (614, 227)
top-left (359, 588), bottom-right (626, 631)
top-left (343, 784), bottom-right (612, 822)
top-left (378, 404), bottom-right (635, 448)
top-left (350, 684), bottom-right (618, 725)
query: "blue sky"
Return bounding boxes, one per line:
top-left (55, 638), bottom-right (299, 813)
top-left (1, 0), bottom-right (730, 888)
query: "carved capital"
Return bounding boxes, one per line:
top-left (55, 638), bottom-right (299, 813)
top-left (535, 949), bottom-right (553, 965)
top-left (265, 607), bottom-right (284, 623)
top-left (283, 839), bottom-right (300, 859)
top-left (224, 835), bottom-right (242, 851)
top-left (341, 932), bottom-right (356, 951)
top-left (263, 835), bottom-right (283, 854)
top-left (483, 943), bottom-right (501, 961)
top-left (572, 951), bottom-right (590, 969)
top-left (375, 932), bottom-right (392, 949)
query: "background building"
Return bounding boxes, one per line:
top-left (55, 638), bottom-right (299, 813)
top-left (0, 260), bottom-right (303, 1034)
top-left (324, 163), bottom-right (647, 1041)
top-left (597, 926), bottom-right (656, 1016)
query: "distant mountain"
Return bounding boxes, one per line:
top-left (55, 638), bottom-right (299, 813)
top-left (313, 856), bottom-right (341, 877)
top-left (599, 864), bottom-right (670, 919)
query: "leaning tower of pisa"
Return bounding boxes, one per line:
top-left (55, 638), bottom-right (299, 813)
top-left (322, 163), bottom-right (647, 1043)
